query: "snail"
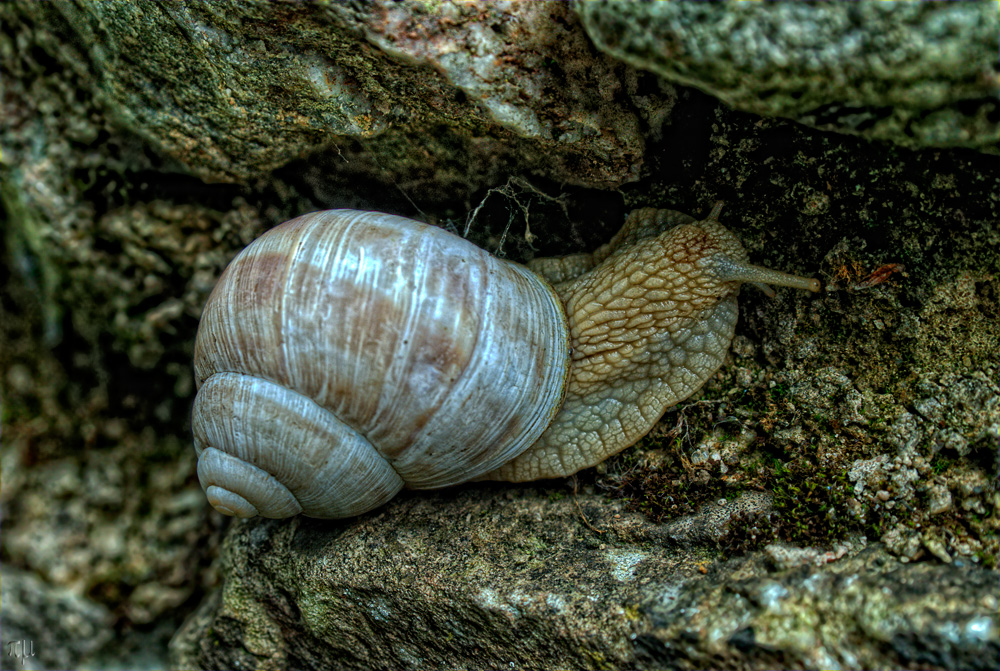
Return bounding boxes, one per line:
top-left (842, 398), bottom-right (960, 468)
top-left (192, 204), bottom-right (820, 519)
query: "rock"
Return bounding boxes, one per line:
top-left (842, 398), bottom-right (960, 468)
top-left (169, 490), bottom-right (1000, 670)
top-left (661, 491), bottom-right (774, 546)
top-left (2, 1), bottom-right (998, 669)
top-left (577, 1), bottom-right (1000, 152)
top-left (9, 0), bottom-right (665, 188)
top-left (170, 489), bottom-right (665, 670)
top-left (1, 567), bottom-right (114, 670)
top-left (637, 547), bottom-right (999, 671)
top-left (926, 483), bottom-right (954, 516)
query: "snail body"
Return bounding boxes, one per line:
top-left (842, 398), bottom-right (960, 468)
top-left (193, 205), bottom-right (819, 519)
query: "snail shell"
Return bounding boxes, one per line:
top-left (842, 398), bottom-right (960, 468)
top-left (193, 205), bottom-right (819, 518)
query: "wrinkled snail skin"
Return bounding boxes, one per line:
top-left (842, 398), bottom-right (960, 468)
top-left (192, 205), bottom-right (820, 519)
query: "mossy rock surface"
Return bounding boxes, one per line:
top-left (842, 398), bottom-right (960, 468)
top-left (1, 1), bottom-right (997, 669)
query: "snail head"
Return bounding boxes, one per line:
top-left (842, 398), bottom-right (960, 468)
top-left (695, 203), bottom-right (822, 297)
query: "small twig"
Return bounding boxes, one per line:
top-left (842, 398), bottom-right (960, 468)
top-left (463, 177), bottom-right (569, 251)
top-left (571, 476), bottom-right (604, 534)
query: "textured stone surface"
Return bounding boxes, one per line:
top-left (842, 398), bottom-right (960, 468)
top-left (8, 0), bottom-right (662, 189)
top-left (169, 490), bottom-right (999, 671)
top-left (2, 1), bottom-right (998, 669)
top-left (170, 490), bottom-right (672, 671)
top-left (0, 568), bottom-right (114, 670)
top-left (578, 0), bottom-right (1000, 152)
top-left (637, 547), bottom-right (1000, 670)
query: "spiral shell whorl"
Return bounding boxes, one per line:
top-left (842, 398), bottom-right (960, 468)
top-left (198, 448), bottom-right (301, 518)
top-left (193, 372), bottom-right (405, 518)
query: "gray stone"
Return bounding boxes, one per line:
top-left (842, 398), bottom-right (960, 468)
top-left (638, 547), bottom-right (999, 670)
top-left (578, 0), bottom-right (1000, 152)
top-left (0, 567), bottom-right (114, 670)
top-left (8, 0), bottom-right (664, 188)
top-left (169, 492), bottom-right (1000, 670)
